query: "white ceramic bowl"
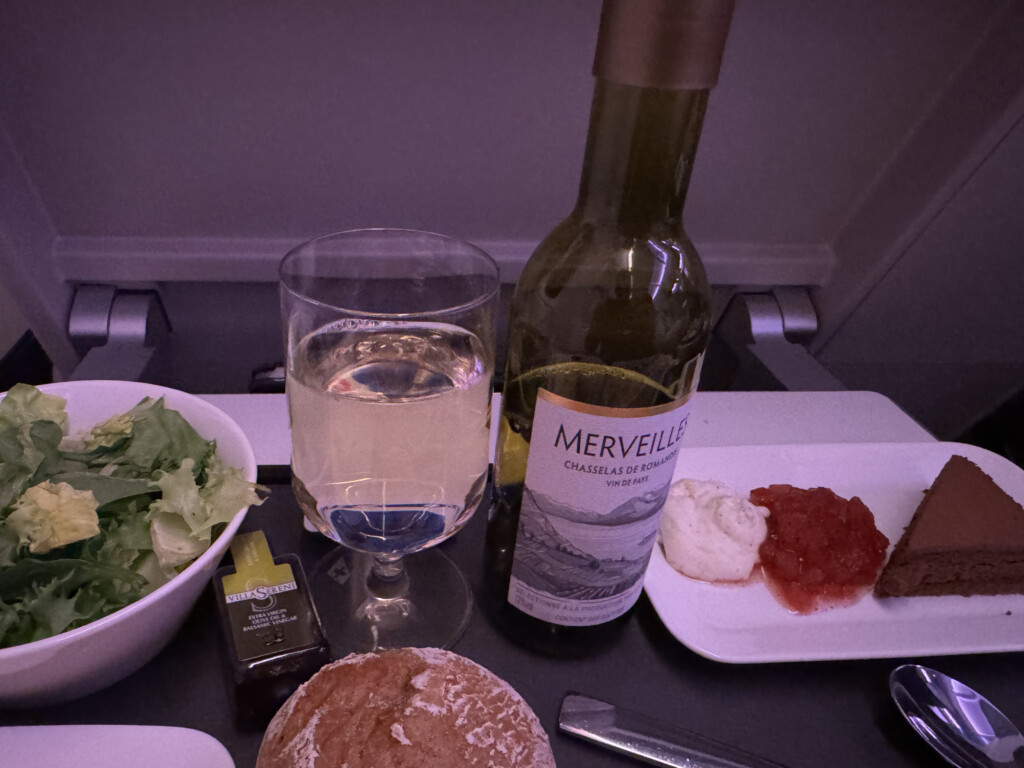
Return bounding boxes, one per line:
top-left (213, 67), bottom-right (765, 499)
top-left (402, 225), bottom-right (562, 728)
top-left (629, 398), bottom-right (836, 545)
top-left (0, 380), bottom-right (257, 707)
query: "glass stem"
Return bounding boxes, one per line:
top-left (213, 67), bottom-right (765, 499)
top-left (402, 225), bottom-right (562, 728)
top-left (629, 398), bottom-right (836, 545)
top-left (367, 553), bottom-right (410, 600)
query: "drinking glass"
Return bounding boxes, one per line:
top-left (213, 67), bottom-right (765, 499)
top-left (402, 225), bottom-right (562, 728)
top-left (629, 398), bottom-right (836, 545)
top-left (279, 229), bottom-right (499, 654)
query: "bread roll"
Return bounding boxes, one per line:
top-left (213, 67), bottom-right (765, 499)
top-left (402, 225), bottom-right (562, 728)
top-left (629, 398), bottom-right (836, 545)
top-left (256, 647), bottom-right (556, 768)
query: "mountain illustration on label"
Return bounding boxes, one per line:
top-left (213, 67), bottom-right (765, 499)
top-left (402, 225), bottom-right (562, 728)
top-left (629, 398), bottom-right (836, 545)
top-left (511, 483), bottom-right (668, 600)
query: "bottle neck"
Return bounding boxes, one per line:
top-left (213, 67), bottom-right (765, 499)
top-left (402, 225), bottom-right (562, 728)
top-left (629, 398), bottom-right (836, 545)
top-left (575, 79), bottom-right (709, 235)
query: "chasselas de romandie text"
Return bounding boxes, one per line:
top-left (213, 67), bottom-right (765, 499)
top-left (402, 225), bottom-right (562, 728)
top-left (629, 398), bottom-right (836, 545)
top-left (553, 417), bottom-right (688, 460)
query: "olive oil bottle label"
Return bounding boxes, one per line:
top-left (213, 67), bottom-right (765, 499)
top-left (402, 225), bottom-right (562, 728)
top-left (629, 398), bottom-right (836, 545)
top-left (507, 388), bottom-right (691, 625)
top-left (221, 531), bottom-right (314, 662)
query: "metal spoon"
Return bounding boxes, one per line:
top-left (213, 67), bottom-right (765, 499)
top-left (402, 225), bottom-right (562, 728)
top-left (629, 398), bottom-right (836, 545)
top-left (890, 664), bottom-right (1024, 768)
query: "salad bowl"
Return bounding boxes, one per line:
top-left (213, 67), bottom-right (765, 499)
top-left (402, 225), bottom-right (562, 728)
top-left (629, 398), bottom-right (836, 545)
top-left (0, 380), bottom-right (258, 706)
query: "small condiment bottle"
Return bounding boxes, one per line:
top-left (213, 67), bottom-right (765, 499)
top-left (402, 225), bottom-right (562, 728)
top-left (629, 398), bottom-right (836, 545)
top-left (213, 530), bottom-right (331, 729)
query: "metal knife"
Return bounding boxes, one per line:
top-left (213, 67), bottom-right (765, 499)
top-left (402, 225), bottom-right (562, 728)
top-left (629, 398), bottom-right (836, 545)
top-left (558, 693), bottom-right (791, 768)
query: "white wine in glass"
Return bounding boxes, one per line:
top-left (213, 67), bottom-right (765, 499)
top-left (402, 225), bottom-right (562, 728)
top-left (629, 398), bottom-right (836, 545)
top-left (280, 229), bottom-right (499, 655)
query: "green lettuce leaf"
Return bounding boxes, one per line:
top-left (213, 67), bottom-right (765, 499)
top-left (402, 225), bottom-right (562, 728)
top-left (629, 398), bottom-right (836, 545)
top-left (120, 398), bottom-right (213, 475)
top-left (61, 397), bottom-right (212, 479)
top-left (0, 557), bottom-right (146, 604)
top-left (50, 471), bottom-right (154, 512)
top-left (80, 506), bottom-right (153, 577)
top-left (146, 456), bottom-right (265, 574)
top-left (149, 511), bottom-right (208, 578)
top-left (6, 481), bottom-right (100, 554)
top-left (198, 454), bottom-right (265, 537)
top-left (0, 384), bottom-right (68, 433)
top-left (27, 573), bottom-right (88, 636)
top-left (148, 459), bottom-right (207, 538)
top-left (84, 412), bottom-right (133, 451)
top-left (0, 420), bottom-right (65, 512)
top-left (0, 524), bottom-right (20, 568)
top-left (0, 558), bottom-right (148, 647)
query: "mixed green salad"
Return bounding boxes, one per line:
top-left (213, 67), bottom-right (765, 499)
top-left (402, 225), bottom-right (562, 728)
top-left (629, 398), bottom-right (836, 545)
top-left (0, 383), bottom-right (265, 649)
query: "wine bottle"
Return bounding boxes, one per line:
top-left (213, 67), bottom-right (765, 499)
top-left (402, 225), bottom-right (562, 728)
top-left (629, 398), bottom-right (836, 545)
top-left (484, 0), bottom-right (735, 656)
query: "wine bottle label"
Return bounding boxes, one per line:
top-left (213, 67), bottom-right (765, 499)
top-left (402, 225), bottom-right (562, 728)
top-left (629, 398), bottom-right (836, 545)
top-left (507, 388), bottom-right (692, 626)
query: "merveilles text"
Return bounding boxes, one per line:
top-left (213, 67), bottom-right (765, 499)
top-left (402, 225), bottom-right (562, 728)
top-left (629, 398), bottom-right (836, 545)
top-left (553, 418), bottom-right (687, 459)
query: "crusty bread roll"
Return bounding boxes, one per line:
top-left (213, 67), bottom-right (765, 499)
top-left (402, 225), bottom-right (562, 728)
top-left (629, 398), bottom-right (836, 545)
top-left (256, 647), bottom-right (556, 768)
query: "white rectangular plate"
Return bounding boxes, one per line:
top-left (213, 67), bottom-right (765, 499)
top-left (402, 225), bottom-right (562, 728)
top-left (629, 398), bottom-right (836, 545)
top-left (0, 725), bottom-right (235, 768)
top-left (643, 442), bottom-right (1024, 663)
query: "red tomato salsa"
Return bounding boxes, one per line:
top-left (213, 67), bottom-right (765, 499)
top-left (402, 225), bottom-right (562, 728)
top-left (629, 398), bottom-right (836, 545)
top-left (750, 485), bottom-right (890, 613)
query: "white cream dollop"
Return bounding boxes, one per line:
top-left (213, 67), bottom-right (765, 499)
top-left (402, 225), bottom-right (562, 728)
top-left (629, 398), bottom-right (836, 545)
top-left (659, 478), bottom-right (769, 582)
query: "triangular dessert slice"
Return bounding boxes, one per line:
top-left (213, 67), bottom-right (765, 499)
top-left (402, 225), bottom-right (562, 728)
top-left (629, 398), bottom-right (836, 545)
top-left (874, 454), bottom-right (1024, 597)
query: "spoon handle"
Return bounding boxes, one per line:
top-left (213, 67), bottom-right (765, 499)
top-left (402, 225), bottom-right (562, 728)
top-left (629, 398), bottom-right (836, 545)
top-left (558, 693), bottom-right (791, 768)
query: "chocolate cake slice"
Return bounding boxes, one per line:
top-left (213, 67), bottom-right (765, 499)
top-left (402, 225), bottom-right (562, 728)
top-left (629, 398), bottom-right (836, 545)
top-left (874, 454), bottom-right (1024, 597)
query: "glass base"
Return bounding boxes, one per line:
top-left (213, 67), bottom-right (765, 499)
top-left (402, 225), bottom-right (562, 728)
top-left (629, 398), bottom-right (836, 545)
top-left (308, 546), bottom-right (472, 657)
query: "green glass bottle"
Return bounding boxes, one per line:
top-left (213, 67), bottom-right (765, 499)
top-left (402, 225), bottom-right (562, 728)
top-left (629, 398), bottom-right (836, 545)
top-left (485, 0), bottom-right (735, 656)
